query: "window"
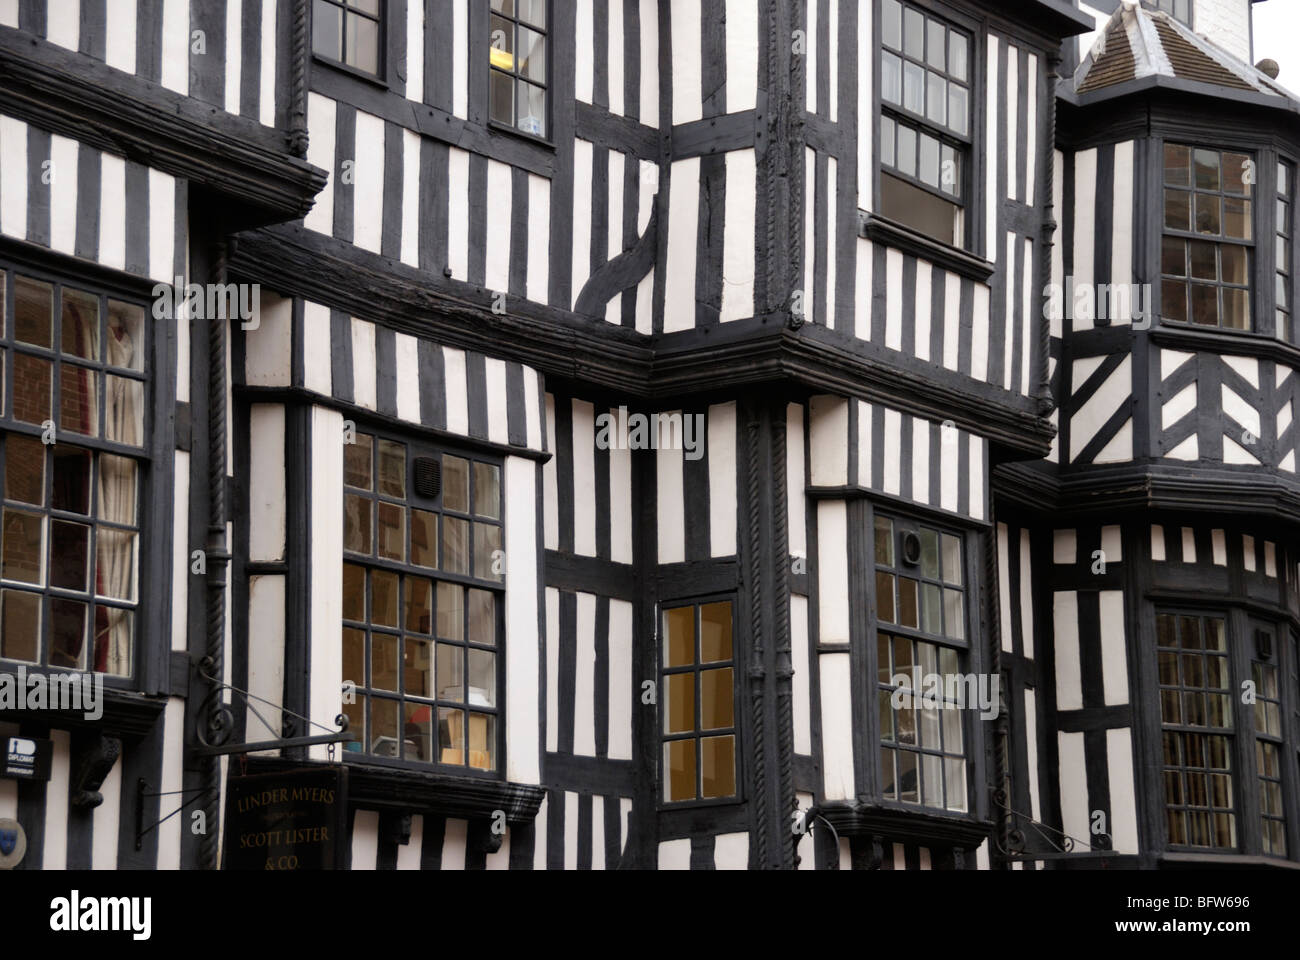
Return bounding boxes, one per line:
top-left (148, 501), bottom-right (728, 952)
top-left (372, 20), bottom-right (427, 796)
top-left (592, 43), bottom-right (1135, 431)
top-left (1277, 162), bottom-right (1293, 340)
top-left (0, 270), bottom-right (147, 677)
top-left (879, 0), bottom-right (971, 247)
top-left (874, 513), bottom-right (969, 812)
top-left (1156, 613), bottom-right (1236, 848)
top-left (313, 0), bottom-right (383, 78)
top-left (661, 599), bottom-right (737, 803)
top-left (341, 433), bottom-right (503, 773)
top-left (1161, 144), bottom-right (1254, 330)
top-left (1252, 643), bottom-right (1286, 856)
top-left (1143, 0), bottom-right (1191, 24)
top-left (489, 0), bottom-right (548, 138)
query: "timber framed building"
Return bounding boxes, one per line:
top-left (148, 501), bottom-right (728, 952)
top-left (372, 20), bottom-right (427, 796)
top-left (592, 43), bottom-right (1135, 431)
top-left (2, 0), bottom-right (1300, 871)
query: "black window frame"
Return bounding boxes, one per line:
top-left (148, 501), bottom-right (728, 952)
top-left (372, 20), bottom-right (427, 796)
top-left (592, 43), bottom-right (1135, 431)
top-left (311, 0), bottom-right (389, 86)
top-left (340, 424), bottom-right (507, 780)
top-left (874, 0), bottom-right (980, 253)
top-left (657, 593), bottom-right (744, 809)
top-left (1150, 605), bottom-right (1300, 859)
top-left (1276, 158), bottom-right (1294, 342)
top-left (486, 0), bottom-right (552, 145)
top-left (869, 507), bottom-right (977, 816)
top-left (1159, 142), bottom-right (1258, 332)
top-left (0, 253), bottom-right (168, 697)
top-left (1142, 0), bottom-right (1193, 26)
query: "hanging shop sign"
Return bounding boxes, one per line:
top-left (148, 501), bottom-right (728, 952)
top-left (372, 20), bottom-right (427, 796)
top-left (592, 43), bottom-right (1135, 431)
top-left (222, 766), bottom-right (348, 870)
top-left (0, 736), bottom-right (52, 781)
top-left (0, 819), bottom-right (27, 869)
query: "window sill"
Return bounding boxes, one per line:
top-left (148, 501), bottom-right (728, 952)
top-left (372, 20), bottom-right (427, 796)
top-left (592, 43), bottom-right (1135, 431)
top-left (819, 798), bottom-right (991, 848)
top-left (487, 118), bottom-right (555, 151)
top-left (312, 54), bottom-right (391, 92)
top-left (245, 754), bottom-right (546, 824)
top-left (1150, 322), bottom-right (1300, 365)
top-left (859, 211), bottom-right (995, 283)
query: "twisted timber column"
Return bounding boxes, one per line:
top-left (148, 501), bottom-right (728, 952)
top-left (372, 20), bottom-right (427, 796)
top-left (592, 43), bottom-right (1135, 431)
top-left (199, 240), bottom-right (232, 870)
top-left (745, 419), bottom-right (770, 867)
top-left (771, 406), bottom-right (797, 869)
top-left (1036, 52), bottom-right (1062, 413)
top-left (289, 0), bottom-right (309, 157)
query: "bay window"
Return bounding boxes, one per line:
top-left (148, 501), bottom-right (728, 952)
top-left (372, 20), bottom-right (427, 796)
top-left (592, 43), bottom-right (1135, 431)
top-left (341, 431), bottom-right (504, 773)
top-left (312, 0), bottom-right (384, 79)
top-left (0, 268), bottom-right (146, 678)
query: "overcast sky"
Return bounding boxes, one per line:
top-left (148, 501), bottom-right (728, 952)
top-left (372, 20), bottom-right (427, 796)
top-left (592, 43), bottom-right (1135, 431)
top-left (1252, 0), bottom-right (1300, 86)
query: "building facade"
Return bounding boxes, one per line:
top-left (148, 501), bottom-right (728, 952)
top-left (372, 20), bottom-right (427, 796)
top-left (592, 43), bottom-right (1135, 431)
top-left (0, 0), bottom-right (1298, 871)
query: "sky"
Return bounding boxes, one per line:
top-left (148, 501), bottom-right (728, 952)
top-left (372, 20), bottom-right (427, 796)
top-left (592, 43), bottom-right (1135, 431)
top-left (1252, 0), bottom-right (1300, 86)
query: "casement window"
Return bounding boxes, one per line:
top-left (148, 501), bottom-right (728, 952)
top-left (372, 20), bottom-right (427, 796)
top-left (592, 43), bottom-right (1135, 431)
top-left (488, 0), bottom-right (548, 139)
top-left (1156, 613), bottom-right (1236, 848)
top-left (1142, 0), bottom-right (1192, 24)
top-left (341, 432), bottom-right (504, 773)
top-left (0, 270), bottom-right (147, 677)
top-left (1161, 144), bottom-right (1254, 330)
top-left (313, 0), bottom-right (384, 78)
top-left (1276, 161), bottom-right (1293, 341)
top-left (873, 513), bottom-right (970, 813)
top-left (661, 599), bottom-right (738, 804)
top-left (1252, 647), bottom-right (1286, 856)
top-left (879, 0), bottom-right (972, 248)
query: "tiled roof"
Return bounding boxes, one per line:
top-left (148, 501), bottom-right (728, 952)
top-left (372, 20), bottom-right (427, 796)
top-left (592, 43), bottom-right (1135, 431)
top-left (1074, 1), bottom-right (1295, 100)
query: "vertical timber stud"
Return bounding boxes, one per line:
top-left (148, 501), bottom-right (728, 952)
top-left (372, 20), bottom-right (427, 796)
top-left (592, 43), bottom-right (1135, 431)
top-left (1036, 50), bottom-right (1061, 413)
top-left (742, 396), bottom-right (796, 867)
top-left (200, 239), bottom-right (232, 869)
top-left (289, 0), bottom-right (310, 157)
top-left (985, 519), bottom-right (1010, 868)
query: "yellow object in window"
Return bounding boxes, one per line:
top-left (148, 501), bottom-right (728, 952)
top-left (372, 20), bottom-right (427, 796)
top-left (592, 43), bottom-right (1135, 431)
top-left (490, 48), bottom-right (514, 71)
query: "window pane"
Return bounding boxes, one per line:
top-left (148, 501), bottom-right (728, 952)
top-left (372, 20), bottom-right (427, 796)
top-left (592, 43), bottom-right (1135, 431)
top-left (468, 648), bottom-right (496, 707)
top-left (1222, 288), bottom-right (1250, 330)
top-left (517, 80), bottom-right (546, 137)
top-left (947, 85), bottom-right (968, 136)
top-left (61, 289), bottom-right (99, 360)
top-left (874, 515), bottom-right (894, 566)
top-left (700, 601), bottom-right (732, 662)
top-left (1164, 143), bottom-right (1191, 186)
top-left (371, 569), bottom-right (399, 627)
top-left (896, 125), bottom-right (917, 177)
top-left (664, 673), bottom-right (694, 734)
top-left (921, 583), bottom-right (942, 633)
top-left (1189, 240), bottom-right (1217, 280)
top-left (405, 576), bottom-right (433, 634)
top-left (95, 528), bottom-right (136, 601)
top-left (0, 589), bottom-right (40, 662)
top-left (473, 462), bottom-right (501, 518)
top-left (1223, 153), bottom-right (1251, 195)
top-left (664, 605), bottom-right (694, 667)
top-left (101, 453), bottom-right (140, 525)
top-left (941, 534), bottom-right (962, 583)
top-left (922, 753), bottom-right (942, 806)
top-left (926, 71), bottom-right (946, 125)
top-left (940, 145), bottom-right (958, 196)
top-left (903, 7), bottom-right (924, 59)
top-left (5, 434), bottom-right (45, 505)
top-left (342, 563), bottom-right (366, 621)
top-left (1221, 244), bottom-right (1248, 285)
top-left (442, 516), bottom-right (469, 574)
top-left (439, 707), bottom-right (465, 763)
top-left (344, 494), bottom-right (372, 553)
top-left (104, 375), bottom-right (144, 446)
top-left (443, 456), bottom-right (469, 512)
top-left (437, 644), bottom-right (464, 702)
top-left (926, 20), bottom-right (945, 69)
top-left (377, 502), bottom-right (405, 561)
top-left (13, 353), bottom-right (52, 425)
top-left (881, 51), bottom-right (901, 105)
top-left (49, 598), bottom-right (87, 669)
top-left (897, 750), bottom-right (918, 802)
top-left (312, 0), bottom-right (343, 60)
top-left (60, 366), bottom-right (99, 437)
top-left (880, 116), bottom-right (896, 167)
top-left (404, 701), bottom-right (433, 761)
top-left (371, 633), bottom-right (398, 691)
top-left (469, 713), bottom-right (495, 771)
top-left (472, 522), bottom-right (501, 580)
top-left (1162, 236), bottom-right (1187, 277)
top-left (15, 276), bottom-right (53, 348)
top-left (2, 509), bottom-right (44, 584)
top-left (883, 0), bottom-right (902, 50)
top-left (876, 571), bottom-right (895, 623)
top-left (1224, 198), bottom-right (1251, 239)
top-left (664, 739), bottom-right (696, 802)
top-left (920, 528), bottom-right (940, 578)
top-left (1194, 149), bottom-right (1221, 191)
top-left (1162, 279), bottom-right (1188, 323)
top-left (490, 13), bottom-right (515, 67)
top-left (948, 32), bottom-right (967, 81)
top-left (345, 11), bottom-right (379, 73)
top-left (945, 758), bottom-right (967, 812)
top-left (700, 667), bottom-right (734, 730)
top-left (436, 581), bottom-right (463, 640)
top-left (701, 735), bottom-right (736, 798)
top-left (903, 61), bottom-right (924, 114)
top-left (944, 589), bottom-right (964, 639)
top-left (918, 133), bottom-right (940, 188)
top-left (106, 301), bottom-right (145, 370)
top-left (1195, 194), bottom-right (1221, 235)
top-left (898, 577), bottom-right (919, 628)
top-left (344, 435), bottom-right (373, 489)
top-left (1165, 190), bottom-right (1191, 232)
top-left (1190, 283), bottom-right (1219, 325)
top-left (49, 520), bottom-right (90, 591)
top-left (376, 439), bottom-right (405, 499)
top-left (468, 588), bottom-right (495, 646)
top-left (411, 509), bottom-right (437, 568)
top-left (518, 26), bottom-right (545, 81)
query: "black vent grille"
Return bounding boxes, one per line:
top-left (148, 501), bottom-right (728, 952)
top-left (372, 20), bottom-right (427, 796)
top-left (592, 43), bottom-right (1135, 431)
top-left (414, 457), bottom-right (441, 499)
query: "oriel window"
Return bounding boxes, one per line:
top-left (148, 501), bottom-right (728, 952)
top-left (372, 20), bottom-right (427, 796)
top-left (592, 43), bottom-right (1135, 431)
top-left (489, 0), bottom-right (548, 138)
top-left (313, 0), bottom-right (384, 78)
top-left (1161, 144), bottom-right (1254, 330)
top-left (879, 0), bottom-right (972, 247)
top-left (661, 599), bottom-right (738, 803)
top-left (0, 270), bottom-right (147, 678)
top-left (342, 432), bottom-right (504, 773)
